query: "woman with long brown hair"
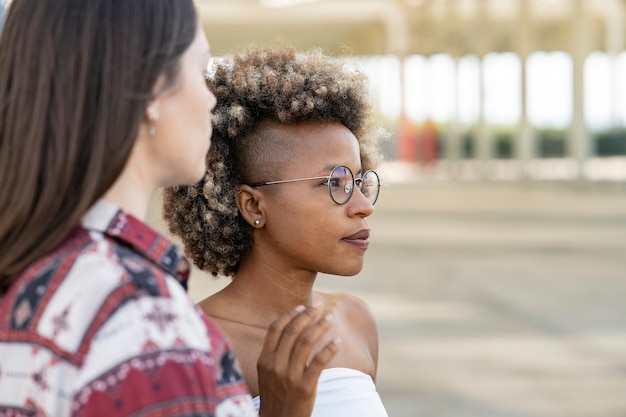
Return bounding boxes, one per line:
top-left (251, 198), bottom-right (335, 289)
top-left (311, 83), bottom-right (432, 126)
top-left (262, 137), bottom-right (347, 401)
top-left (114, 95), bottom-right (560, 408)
top-left (0, 1), bottom-right (337, 416)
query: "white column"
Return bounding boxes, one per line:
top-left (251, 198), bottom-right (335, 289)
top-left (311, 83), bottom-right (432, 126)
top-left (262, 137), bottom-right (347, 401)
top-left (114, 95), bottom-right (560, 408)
top-left (446, 0), bottom-right (463, 178)
top-left (605, 0), bottom-right (625, 128)
top-left (570, 0), bottom-right (590, 179)
top-left (517, 0), bottom-right (535, 179)
top-left (447, 58), bottom-right (463, 177)
top-left (475, 0), bottom-right (491, 178)
top-left (477, 56), bottom-right (490, 171)
top-left (385, 1), bottom-right (413, 162)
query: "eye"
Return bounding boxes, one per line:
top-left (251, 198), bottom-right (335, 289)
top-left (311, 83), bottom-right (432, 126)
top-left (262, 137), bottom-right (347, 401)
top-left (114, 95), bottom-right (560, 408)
top-left (327, 177), bottom-right (342, 188)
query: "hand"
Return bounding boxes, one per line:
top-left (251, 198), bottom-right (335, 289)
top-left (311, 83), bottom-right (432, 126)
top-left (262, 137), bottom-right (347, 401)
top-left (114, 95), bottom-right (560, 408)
top-left (257, 302), bottom-right (342, 417)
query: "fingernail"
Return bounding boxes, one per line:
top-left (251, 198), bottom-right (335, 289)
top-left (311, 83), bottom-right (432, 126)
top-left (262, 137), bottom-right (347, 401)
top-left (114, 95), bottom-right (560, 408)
top-left (294, 305), bottom-right (306, 313)
top-left (324, 313), bottom-right (334, 322)
top-left (333, 337), bottom-right (343, 346)
top-left (311, 300), bottom-right (323, 309)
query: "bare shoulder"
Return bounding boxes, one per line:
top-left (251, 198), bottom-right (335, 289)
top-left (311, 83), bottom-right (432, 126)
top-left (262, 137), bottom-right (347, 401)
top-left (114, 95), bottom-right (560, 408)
top-left (195, 292), bottom-right (248, 337)
top-left (317, 291), bottom-right (380, 371)
top-left (323, 292), bottom-right (376, 326)
top-left (195, 292), bottom-right (243, 338)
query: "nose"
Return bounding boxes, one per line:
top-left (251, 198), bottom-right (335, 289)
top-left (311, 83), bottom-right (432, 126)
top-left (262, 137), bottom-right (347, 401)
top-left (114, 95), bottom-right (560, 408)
top-left (347, 185), bottom-right (374, 218)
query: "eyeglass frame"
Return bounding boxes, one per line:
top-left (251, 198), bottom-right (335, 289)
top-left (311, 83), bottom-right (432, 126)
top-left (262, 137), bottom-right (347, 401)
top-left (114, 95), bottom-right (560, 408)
top-left (249, 165), bottom-right (380, 206)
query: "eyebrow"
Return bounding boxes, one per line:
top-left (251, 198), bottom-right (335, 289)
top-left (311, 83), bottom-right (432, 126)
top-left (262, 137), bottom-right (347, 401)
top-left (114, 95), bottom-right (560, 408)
top-left (321, 164), bottom-right (363, 175)
top-left (321, 164), bottom-right (337, 173)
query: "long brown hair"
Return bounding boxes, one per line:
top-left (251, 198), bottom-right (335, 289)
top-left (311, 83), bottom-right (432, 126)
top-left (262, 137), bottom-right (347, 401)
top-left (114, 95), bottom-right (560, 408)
top-left (0, 0), bottom-right (197, 294)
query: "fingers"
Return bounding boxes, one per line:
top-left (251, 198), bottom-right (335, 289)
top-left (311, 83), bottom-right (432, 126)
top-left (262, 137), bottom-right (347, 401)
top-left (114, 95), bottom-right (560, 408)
top-left (287, 313), bottom-right (335, 371)
top-left (259, 304), bottom-right (307, 361)
top-left (303, 336), bottom-right (342, 385)
top-left (272, 302), bottom-right (325, 371)
top-left (256, 302), bottom-right (343, 417)
top-left (258, 301), bottom-right (341, 376)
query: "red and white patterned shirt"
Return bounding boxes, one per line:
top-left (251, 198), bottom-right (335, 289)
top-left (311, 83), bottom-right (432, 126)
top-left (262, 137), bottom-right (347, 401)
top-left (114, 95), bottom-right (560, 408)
top-left (0, 200), bottom-right (256, 417)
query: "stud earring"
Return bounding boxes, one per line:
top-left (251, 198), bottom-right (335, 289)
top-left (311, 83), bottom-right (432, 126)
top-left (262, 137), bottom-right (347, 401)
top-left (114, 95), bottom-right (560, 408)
top-left (254, 220), bottom-right (261, 226)
top-left (147, 108), bottom-right (159, 137)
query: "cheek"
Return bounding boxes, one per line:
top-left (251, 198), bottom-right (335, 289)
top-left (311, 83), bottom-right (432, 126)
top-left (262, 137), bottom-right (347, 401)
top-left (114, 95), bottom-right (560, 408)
top-left (285, 211), bottom-right (335, 244)
top-left (187, 90), bottom-right (213, 147)
top-left (268, 192), bottom-right (337, 237)
top-left (187, 92), bottom-right (207, 127)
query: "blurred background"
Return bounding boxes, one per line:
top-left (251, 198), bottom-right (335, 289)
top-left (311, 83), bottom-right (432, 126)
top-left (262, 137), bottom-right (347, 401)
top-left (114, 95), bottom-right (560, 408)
top-left (183, 1), bottom-right (626, 416)
top-left (0, 0), bottom-right (611, 415)
top-left (197, 0), bottom-right (626, 181)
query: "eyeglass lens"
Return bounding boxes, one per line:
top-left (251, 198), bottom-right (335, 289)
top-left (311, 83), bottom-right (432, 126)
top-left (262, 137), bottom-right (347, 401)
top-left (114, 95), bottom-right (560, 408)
top-left (329, 166), bottom-right (379, 205)
top-left (360, 170), bottom-right (380, 205)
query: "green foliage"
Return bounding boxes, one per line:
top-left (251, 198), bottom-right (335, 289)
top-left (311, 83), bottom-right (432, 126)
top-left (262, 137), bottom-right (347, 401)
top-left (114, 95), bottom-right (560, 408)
top-left (536, 128), bottom-right (566, 158)
top-left (595, 129), bottom-right (626, 156)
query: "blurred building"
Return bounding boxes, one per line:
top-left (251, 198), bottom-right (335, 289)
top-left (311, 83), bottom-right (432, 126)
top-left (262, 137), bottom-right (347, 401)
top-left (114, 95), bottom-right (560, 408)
top-left (196, 0), bottom-right (626, 182)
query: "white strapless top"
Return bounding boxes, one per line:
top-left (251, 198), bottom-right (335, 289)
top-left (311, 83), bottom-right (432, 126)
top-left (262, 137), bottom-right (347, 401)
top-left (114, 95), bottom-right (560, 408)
top-left (252, 367), bottom-right (389, 417)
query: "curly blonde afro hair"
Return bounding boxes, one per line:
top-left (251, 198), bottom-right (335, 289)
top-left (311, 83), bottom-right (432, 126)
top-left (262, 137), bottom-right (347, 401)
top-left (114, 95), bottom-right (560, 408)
top-left (162, 43), bottom-right (382, 278)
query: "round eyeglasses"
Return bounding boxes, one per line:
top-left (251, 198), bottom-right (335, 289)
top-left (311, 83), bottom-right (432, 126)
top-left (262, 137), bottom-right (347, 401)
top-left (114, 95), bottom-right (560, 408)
top-left (250, 165), bottom-right (380, 206)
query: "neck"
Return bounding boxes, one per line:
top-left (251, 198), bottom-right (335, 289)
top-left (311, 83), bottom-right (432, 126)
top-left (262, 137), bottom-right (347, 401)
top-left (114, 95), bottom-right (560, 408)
top-left (222, 256), bottom-right (318, 326)
top-left (102, 162), bottom-right (156, 221)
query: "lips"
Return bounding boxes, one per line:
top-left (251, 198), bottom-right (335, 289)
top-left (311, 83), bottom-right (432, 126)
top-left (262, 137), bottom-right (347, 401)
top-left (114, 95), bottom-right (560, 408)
top-left (342, 229), bottom-right (371, 251)
top-left (343, 229), bottom-right (370, 241)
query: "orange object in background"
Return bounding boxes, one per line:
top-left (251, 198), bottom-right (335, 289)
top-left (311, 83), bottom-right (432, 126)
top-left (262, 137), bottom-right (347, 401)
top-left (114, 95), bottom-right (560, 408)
top-left (421, 118), bottom-right (438, 167)
top-left (397, 116), bottom-right (439, 166)
top-left (397, 115), bottom-right (417, 162)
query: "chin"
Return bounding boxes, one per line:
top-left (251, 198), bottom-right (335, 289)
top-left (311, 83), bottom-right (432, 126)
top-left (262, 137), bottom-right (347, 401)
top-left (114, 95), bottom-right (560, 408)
top-left (169, 169), bottom-right (206, 188)
top-left (189, 160), bottom-right (209, 182)
top-left (323, 265), bottom-right (364, 277)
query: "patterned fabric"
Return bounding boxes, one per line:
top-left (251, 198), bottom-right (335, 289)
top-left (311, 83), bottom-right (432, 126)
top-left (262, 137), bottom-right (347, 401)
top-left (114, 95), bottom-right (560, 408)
top-left (0, 200), bottom-right (256, 417)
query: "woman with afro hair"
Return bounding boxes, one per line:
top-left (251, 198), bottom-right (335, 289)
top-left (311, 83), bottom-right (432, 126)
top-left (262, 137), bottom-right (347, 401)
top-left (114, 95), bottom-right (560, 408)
top-left (163, 43), bottom-right (388, 417)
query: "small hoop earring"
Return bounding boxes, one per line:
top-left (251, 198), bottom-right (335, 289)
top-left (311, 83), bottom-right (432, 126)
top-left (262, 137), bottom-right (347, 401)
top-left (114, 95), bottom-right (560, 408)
top-left (148, 122), bottom-right (157, 137)
top-left (254, 220), bottom-right (261, 226)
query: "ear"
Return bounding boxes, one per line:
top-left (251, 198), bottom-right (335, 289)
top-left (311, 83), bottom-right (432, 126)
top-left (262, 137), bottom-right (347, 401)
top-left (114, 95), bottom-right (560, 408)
top-left (145, 73), bottom-right (167, 122)
top-left (236, 184), bottom-right (267, 228)
top-left (145, 101), bottom-right (160, 123)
